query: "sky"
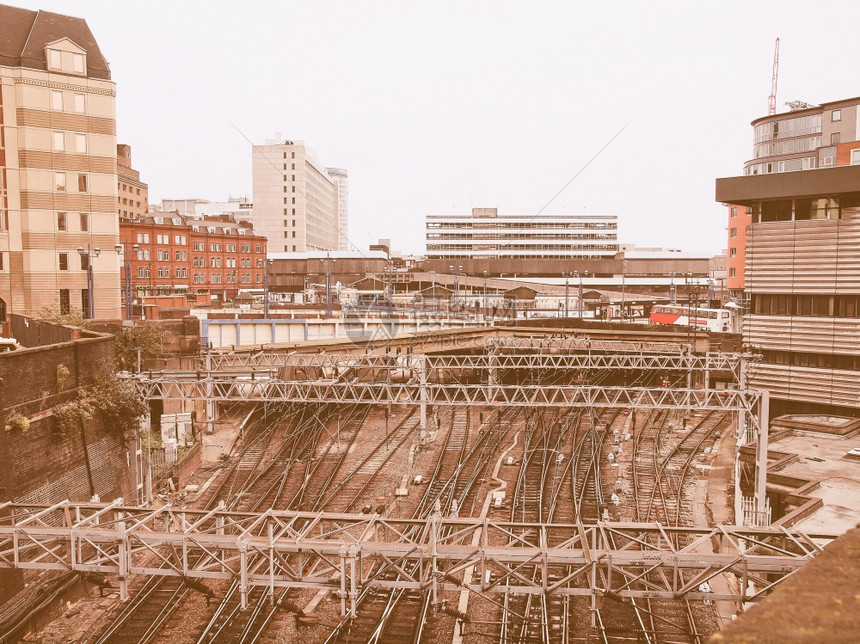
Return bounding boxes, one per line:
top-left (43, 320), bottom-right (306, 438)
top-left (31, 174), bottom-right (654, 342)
top-left (12, 0), bottom-right (860, 255)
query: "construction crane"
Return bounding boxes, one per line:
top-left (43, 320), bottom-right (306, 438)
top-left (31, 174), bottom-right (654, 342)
top-left (768, 37), bottom-right (780, 115)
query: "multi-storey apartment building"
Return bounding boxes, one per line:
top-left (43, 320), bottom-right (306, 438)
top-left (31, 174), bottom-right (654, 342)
top-left (426, 208), bottom-right (619, 260)
top-left (725, 204), bottom-right (752, 298)
top-left (716, 96), bottom-right (860, 416)
top-left (0, 5), bottom-right (120, 320)
top-left (120, 214), bottom-right (266, 303)
top-left (117, 143), bottom-right (147, 220)
top-left (252, 139), bottom-right (342, 253)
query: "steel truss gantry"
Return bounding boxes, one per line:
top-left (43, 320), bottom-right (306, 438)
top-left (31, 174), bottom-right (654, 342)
top-left (0, 501), bottom-right (833, 615)
top-left (135, 378), bottom-right (761, 419)
top-left (194, 346), bottom-right (748, 384)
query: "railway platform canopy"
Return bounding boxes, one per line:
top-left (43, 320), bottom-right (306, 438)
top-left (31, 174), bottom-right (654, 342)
top-left (0, 501), bottom-right (835, 614)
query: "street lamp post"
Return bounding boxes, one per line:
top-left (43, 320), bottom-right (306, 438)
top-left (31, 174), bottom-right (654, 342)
top-left (77, 244), bottom-right (101, 319)
top-left (621, 259), bottom-right (628, 319)
top-left (428, 270), bottom-right (436, 311)
top-left (482, 270), bottom-right (488, 321)
top-left (320, 252), bottom-right (336, 319)
top-left (115, 242), bottom-right (139, 322)
top-left (263, 259), bottom-right (274, 319)
top-left (563, 271), bottom-right (570, 318)
top-left (449, 264), bottom-right (462, 312)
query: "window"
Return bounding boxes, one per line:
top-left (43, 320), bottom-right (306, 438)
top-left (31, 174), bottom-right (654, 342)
top-left (852, 149), bottom-right (860, 166)
top-left (75, 133), bottom-right (87, 154)
top-left (831, 132), bottom-right (841, 145)
top-left (80, 253), bottom-right (89, 270)
top-left (80, 213), bottom-right (88, 231)
top-left (796, 197), bottom-right (839, 220)
top-left (49, 49), bottom-right (61, 69)
top-left (51, 90), bottom-right (63, 110)
top-left (730, 227), bottom-right (737, 238)
top-left (57, 212), bottom-right (67, 231)
top-left (78, 174), bottom-right (88, 192)
top-left (832, 109), bottom-right (841, 122)
top-left (55, 172), bottom-right (66, 191)
top-left (53, 131), bottom-right (65, 151)
top-left (729, 268), bottom-right (736, 278)
top-left (730, 207), bottom-right (737, 218)
top-left (729, 247), bottom-right (737, 257)
top-left (59, 253), bottom-right (69, 271)
top-left (73, 93), bottom-right (85, 113)
top-left (72, 53), bottom-right (84, 73)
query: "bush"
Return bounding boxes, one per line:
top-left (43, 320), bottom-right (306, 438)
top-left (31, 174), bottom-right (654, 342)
top-left (86, 372), bottom-right (148, 439)
top-left (8, 413), bottom-right (30, 433)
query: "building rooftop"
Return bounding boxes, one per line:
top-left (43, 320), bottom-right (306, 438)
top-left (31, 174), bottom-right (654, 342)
top-left (750, 95), bottom-right (860, 126)
top-left (710, 525), bottom-right (860, 644)
top-left (0, 4), bottom-right (110, 79)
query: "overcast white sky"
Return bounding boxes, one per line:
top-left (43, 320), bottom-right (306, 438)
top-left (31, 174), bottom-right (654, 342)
top-left (14, 0), bottom-right (860, 254)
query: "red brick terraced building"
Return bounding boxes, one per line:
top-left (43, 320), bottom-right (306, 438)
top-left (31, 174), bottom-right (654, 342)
top-left (119, 213), bottom-right (266, 306)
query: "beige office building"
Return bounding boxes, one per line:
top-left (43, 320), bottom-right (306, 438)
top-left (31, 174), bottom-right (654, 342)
top-left (252, 139), bottom-right (342, 254)
top-left (0, 5), bottom-right (120, 320)
top-left (326, 167), bottom-right (349, 251)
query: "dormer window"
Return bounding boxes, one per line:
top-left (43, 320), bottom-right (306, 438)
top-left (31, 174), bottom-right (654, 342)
top-left (172, 217), bottom-right (181, 225)
top-left (45, 39), bottom-right (88, 76)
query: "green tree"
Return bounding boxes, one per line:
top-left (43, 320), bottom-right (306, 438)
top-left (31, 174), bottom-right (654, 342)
top-left (35, 304), bottom-right (89, 328)
top-left (87, 371), bottom-right (149, 439)
top-left (115, 323), bottom-right (173, 371)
